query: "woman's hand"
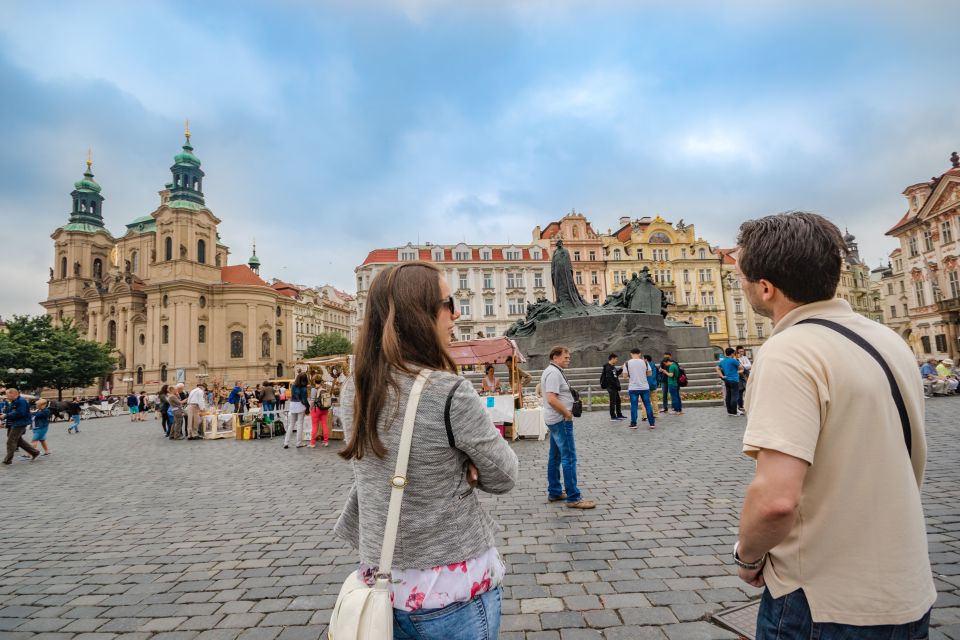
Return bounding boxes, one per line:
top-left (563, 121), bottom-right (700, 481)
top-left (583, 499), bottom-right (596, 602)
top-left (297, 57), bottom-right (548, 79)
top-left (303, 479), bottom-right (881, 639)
top-left (467, 462), bottom-right (479, 488)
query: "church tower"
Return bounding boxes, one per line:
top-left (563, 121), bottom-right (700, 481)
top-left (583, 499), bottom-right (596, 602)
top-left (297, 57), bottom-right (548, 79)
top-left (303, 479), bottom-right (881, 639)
top-left (248, 241), bottom-right (261, 275)
top-left (168, 120), bottom-right (205, 206)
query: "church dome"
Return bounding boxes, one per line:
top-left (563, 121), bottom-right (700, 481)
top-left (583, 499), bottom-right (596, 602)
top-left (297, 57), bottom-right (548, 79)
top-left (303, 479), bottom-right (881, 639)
top-left (174, 143), bottom-right (201, 167)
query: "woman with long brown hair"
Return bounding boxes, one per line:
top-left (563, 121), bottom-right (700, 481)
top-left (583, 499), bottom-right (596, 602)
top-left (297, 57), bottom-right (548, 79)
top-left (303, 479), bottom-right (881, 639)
top-left (334, 261), bottom-right (518, 640)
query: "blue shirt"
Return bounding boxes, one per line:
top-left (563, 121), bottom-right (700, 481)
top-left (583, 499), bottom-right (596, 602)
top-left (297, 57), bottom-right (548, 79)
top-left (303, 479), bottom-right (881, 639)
top-left (32, 408), bottom-right (50, 430)
top-left (4, 396), bottom-right (32, 428)
top-left (228, 386), bottom-right (242, 404)
top-left (718, 357), bottom-right (741, 383)
top-left (920, 363), bottom-right (937, 378)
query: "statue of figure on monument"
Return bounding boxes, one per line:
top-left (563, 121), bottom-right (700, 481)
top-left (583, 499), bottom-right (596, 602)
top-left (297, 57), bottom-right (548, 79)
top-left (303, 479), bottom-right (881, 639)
top-left (601, 266), bottom-right (665, 315)
top-left (551, 239), bottom-right (588, 308)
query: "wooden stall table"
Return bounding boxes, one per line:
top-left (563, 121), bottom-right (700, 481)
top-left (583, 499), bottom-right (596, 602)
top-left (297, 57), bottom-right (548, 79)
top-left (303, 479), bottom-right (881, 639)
top-left (483, 394), bottom-right (516, 439)
top-left (513, 407), bottom-right (546, 441)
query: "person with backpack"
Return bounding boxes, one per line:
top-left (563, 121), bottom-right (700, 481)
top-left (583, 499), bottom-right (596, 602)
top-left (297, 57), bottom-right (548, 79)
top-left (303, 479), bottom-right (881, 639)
top-left (66, 397), bottom-right (81, 434)
top-left (643, 354), bottom-right (660, 420)
top-left (309, 377), bottom-right (332, 447)
top-left (600, 353), bottom-right (625, 422)
top-left (658, 355), bottom-right (683, 415)
top-left (623, 348), bottom-right (656, 430)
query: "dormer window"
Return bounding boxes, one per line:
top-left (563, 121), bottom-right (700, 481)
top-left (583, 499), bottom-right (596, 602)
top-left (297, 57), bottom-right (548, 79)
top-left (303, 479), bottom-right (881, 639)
top-left (433, 249), bottom-right (444, 261)
top-left (399, 250), bottom-right (417, 261)
top-left (504, 249), bottom-right (521, 260)
top-left (530, 249), bottom-right (541, 260)
top-left (481, 249), bottom-right (492, 260)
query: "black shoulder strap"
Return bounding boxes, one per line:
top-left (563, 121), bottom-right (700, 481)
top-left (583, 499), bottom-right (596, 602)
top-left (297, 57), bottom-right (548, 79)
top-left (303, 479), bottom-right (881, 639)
top-left (796, 318), bottom-right (912, 457)
top-left (444, 378), bottom-right (467, 448)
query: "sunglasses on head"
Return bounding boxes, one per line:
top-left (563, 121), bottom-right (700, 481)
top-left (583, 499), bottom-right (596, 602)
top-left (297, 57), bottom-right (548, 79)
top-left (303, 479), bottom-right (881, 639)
top-left (439, 295), bottom-right (455, 314)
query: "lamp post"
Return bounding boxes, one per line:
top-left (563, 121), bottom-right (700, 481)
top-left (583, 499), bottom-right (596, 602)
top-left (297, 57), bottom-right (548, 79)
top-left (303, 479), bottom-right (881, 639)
top-left (121, 376), bottom-right (134, 394)
top-left (6, 367), bottom-right (33, 389)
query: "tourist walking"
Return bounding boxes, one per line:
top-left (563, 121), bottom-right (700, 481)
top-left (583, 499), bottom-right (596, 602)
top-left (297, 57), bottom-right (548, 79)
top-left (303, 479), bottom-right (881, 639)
top-left (167, 385), bottom-right (185, 440)
top-left (332, 261), bottom-right (517, 640)
top-left (277, 384), bottom-right (287, 411)
top-left (716, 348), bottom-right (744, 417)
top-left (158, 385), bottom-right (170, 436)
top-left (66, 397), bottom-right (81, 434)
top-left (643, 354), bottom-right (660, 418)
top-left (733, 212), bottom-right (934, 637)
top-left (126, 392), bottom-right (139, 421)
top-left (137, 391), bottom-right (148, 421)
top-left (601, 353), bottom-right (625, 421)
top-left (283, 373), bottom-right (308, 449)
top-left (542, 346), bottom-right (595, 509)
top-left (309, 377), bottom-right (331, 447)
top-left (623, 348), bottom-right (655, 430)
top-left (30, 398), bottom-right (51, 456)
top-left (736, 346), bottom-right (751, 412)
top-left (658, 355), bottom-right (683, 414)
top-left (186, 382), bottom-right (206, 439)
top-left (3, 387), bottom-right (40, 464)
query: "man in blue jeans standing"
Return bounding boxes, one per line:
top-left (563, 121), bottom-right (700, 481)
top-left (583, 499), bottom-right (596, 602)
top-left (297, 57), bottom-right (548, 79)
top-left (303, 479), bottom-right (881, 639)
top-left (623, 348), bottom-right (655, 430)
top-left (716, 347), bottom-right (744, 417)
top-left (541, 346), bottom-right (595, 509)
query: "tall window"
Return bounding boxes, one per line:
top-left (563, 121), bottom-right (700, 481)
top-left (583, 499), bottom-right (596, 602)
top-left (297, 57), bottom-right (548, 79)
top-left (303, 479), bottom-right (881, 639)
top-left (683, 269), bottom-right (690, 283)
top-left (613, 249), bottom-right (622, 260)
top-left (921, 335), bottom-right (931, 353)
top-left (734, 298), bottom-right (743, 313)
top-left (575, 272), bottom-right (583, 285)
top-left (923, 229), bottom-right (934, 252)
top-left (699, 248), bottom-right (706, 259)
top-left (591, 271), bottom-right (599, 285)
top-left (459, 299), bottom-right (471, 317)
top-left (165, 237), bottom-right (173, 260)
top-left (459, 273), bottom-right (468, 289)
top-left (483, 273), bottom-right (493, 289)
top-left (534, 272), bottom-right (543, 288)
top-left (935, 334), bottom-right (948, 352)
top-left (705, 316), bottom-right (718, 333)
top-left (507, 272), bottom-right (524, 288)
top-left (60, 256), bottom-right (67, 279)
top-left (589, 251), bottom-right (596, 261)
top-left (908, 236), bottom-right (918, 257)
top-left (93, 258), bottom-right (103, 280)
top-left (890, 305), bottom-right (897, 318)
top-left (198, 325), bottom-right (206, 343)
top-left (276, 329), bottom-right (282, 345)
top-left (161, 325), bottom-right (169, 344)
top-left (231, 331), bottom-right (244, 358)
top-left (942, 220), bottom-right (954, 244)
top-left (107, 320), bottom-right (117, 347)
top-left (915, 282), bottom-right (926, 307)
top-left (508, 298), bottom-right (525, 315)
top-left (737, 324), bottom-right (746, 340)
top-left (136, 367), bottom-right (143, 384)
top-left (484, 299), bottom-right (494, 316)
top-left (481, 249), bottom-right (491, 260)
top-left (131, 251), bottom-right (138, 274)
top-left (756, 323), bottom-right (765, 338)
top-left (949, 271), bottom-right (960, 299)
top-left (197, 239), bottom-right (206, 264)
top-left (573, 251), bottom-right (581, 261)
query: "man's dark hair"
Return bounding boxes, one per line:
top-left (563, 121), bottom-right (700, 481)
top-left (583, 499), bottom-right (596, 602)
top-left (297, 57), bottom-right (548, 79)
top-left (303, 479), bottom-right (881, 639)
top-left (644, 354), bottom-right (653, 361)
top-left (735, 345), bottom-right (744, 351)
top-left (737, 211), bottom-right (847, 303)
top-left (608, 353), bottom-right (618, 361)
top-left (549, 346), bottom-right (569, 361)
top-left (630, 348), bottom-right (641, 355)
top-left (725, 347), bottom-right (736, 356)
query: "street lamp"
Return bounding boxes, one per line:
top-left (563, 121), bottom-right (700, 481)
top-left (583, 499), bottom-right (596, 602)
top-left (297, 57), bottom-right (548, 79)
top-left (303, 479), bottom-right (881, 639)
top-left (6, 367), bottom-right (33, 389)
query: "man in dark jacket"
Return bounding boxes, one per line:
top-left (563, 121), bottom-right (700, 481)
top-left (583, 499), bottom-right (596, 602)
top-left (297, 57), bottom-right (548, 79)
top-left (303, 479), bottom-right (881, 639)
top-left (601, 353), bottom-right (625, 421)
top-left (4, 388), bottom-right (40, 464)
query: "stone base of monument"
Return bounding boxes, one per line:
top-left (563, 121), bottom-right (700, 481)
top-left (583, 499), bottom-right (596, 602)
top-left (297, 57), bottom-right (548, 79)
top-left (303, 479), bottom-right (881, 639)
top-left (514, 313), bottom-right (681, 370)
top-left (666, 323), bottom-right (719, 363)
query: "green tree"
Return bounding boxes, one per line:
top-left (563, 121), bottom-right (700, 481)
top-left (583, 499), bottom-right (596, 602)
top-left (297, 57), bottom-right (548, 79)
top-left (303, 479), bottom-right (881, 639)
top-left (0, 315), bottom-right (115, 399)
top-left (303, 332), bottom-right (353, 358)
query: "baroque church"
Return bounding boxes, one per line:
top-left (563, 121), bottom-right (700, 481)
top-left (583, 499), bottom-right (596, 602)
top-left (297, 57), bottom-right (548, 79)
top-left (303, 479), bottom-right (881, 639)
top-left (41, 128), bottom-right (297, 392)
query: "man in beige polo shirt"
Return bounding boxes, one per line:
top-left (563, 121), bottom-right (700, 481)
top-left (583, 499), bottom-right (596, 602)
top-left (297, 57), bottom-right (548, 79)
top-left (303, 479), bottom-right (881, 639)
top-left (733, 212), bottom-right (935, 637)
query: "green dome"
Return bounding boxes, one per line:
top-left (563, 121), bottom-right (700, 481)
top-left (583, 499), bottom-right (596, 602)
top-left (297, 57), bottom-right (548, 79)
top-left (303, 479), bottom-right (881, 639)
top-left (174, 142), bottom-right (201, 167)
top-left (248, 254), bottom-right (261, 266)
top-left (74, 171), bottom-right (101, 193)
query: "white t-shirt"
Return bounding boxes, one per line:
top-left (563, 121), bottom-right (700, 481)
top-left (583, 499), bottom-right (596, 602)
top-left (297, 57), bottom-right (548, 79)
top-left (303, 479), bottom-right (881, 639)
top-left (540, 365), bottom-right (573, 425)
top-left (624, 358), bottom-right (651, 391)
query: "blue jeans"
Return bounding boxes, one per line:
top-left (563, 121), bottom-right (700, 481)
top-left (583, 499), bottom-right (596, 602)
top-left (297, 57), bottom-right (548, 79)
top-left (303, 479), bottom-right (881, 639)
top-left (547, 420), bottom-right (581, 503)
top-left (667, 385), bottom-right (682, 412)
top-left (394, 586), bottom-right (501, 640)
top-left (757, 588), bottom-right (930, 640)
top-left (263, 401), bottom-right (274, 416)
top-left (724, 380), bottom-right (740, 415)
top-left (628, 390), bottom-right (655, 427)
top-left (70, 415), bottom-right (81, 432)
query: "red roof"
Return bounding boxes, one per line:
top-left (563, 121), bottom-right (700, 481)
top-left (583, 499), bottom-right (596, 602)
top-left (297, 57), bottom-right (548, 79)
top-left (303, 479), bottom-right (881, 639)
top-left (717, 248), bottom-right (738, 265)
top-left (539, 222), bottom-right (560, 239)
top-left (271, 280), bottom-right (300, 298)
top-left (221, 265), bottom-right (269, 286)
top-left (886, 211), bottom-right (912, 236)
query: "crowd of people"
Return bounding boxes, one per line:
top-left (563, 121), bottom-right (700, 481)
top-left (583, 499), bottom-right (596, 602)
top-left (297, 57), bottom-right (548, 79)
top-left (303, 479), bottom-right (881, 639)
top-left (920, 357), bottom-right (959, 396)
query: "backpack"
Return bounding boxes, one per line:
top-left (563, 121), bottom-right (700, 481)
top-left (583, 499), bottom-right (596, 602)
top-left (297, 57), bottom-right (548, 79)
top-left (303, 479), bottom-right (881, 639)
top-left (314, 389), bottom-right (332, 411)
top-left (677, 366), bottom-right (688, 388)
top-left (599, 366), bottom-right (609, 390)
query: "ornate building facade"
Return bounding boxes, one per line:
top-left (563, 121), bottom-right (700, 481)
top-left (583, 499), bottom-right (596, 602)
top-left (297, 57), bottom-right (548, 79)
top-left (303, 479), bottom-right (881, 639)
top-left (41, 132), bottom-right (297, 393)
top-left (533, 211), bottom-right (607, 303)
top-left (884, 152), bottom-right (960, 361)
top-left (601, 216), bottom-right (729, 345)
top-left (355, 243), bottom-right (552, 340)
top-left (276, 281), bottom-right (358, 360)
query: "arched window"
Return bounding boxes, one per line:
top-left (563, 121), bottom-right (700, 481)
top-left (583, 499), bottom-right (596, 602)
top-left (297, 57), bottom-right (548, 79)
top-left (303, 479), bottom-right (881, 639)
top-left (698, 248), bottom-right (706, 260)
top-left (107, 320), bottom-right (117, 347)
top-left (198, 325), bottom-right (206, 343)
top-left (197, 239), bottom-right (206, 264)
top-left (60, 256), bottom-right (67, 279)
top-left (277, 363), bottom-right (284, 378)
top-left (276, 329), bottom-right (282, 346)
top-left (231, 331), bottom-right (244, 358)
top-left (164, 237), bottom-right (173, 261)
top-left (131, 251), bottom-right (138, 274)
top-left (160, 365), bottom-right (168, 382)
top-left (705, 316), bottom-right (718, 333)
top-left (136, 367), bottom-right (143, 385)
top-left (93, 258), bottom-right (103, 279)
top-left (80, 201), bottom-right (87, 212)
top-left (162, 325), bottom-right (169, 344)
top-left (215, 253), bottom-right (221, 267)
top-left (193, 178), bottom-right (199, 190)
top-left (261, 332), bottom-right (271, 357)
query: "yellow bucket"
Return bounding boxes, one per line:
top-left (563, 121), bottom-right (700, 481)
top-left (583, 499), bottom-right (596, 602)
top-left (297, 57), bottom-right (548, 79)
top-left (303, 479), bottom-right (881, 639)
top-left (242, 425), bottom-right (252, 440)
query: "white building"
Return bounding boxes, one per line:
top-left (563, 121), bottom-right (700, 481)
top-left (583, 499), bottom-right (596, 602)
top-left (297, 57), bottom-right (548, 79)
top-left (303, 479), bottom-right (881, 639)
top-left (355, 242), bottom-right (553, 340)
top-left (271, 280), bottom-right (358, 359)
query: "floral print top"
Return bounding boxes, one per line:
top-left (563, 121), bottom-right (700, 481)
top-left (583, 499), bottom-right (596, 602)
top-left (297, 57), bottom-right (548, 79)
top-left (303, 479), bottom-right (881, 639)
top-left (360, 547), bottom-right (505, 611)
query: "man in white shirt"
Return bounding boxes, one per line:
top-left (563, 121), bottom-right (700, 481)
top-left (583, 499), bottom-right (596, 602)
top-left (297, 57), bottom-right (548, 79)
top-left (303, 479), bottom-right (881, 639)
top-left (736, 346), bottom-right (752, 413)
top-left (186, 383), bottom-right (207, 440)
top-left (622, 348), bottom-right (655, 430)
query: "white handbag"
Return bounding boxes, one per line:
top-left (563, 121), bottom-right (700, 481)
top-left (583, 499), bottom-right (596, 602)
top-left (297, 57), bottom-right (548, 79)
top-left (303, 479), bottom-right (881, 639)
top-left (328, 370), bottom-right (431, 640)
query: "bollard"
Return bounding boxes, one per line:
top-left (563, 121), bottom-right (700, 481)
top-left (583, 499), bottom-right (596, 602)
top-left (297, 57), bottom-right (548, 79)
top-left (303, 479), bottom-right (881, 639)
top-left (587, 384), bottom-right (593, 412)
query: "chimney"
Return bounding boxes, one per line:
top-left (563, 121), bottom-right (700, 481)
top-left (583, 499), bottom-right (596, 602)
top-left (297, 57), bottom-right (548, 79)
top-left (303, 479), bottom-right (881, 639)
top-left (619, 216), bottom-right (631, 227)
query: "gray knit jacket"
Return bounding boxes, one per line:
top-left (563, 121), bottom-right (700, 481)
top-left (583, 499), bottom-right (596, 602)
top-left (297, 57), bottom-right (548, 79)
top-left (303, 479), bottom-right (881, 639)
top-left (333, 369), bottom-right (519, 570)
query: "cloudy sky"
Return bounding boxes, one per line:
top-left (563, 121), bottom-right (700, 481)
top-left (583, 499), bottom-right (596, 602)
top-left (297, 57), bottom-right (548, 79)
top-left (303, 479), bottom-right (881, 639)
top-left (2, 0), bottom-right (958, 316)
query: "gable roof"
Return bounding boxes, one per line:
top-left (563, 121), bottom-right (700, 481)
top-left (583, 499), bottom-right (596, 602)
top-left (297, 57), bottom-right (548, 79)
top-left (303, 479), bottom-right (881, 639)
top-left (221, 265), bottom-right (269, 286)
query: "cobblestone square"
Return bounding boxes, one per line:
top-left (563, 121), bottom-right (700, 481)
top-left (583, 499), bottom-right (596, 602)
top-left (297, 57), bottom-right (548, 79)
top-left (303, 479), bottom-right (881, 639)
top-left (2, 402), bottom-right (959, 639)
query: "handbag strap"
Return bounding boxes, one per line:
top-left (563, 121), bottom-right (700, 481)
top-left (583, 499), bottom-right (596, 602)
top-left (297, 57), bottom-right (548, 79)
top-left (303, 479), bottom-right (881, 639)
top-left (377, 369), bottom-right (431, 577)
top-left (795, 318), bottom-right (911, 457)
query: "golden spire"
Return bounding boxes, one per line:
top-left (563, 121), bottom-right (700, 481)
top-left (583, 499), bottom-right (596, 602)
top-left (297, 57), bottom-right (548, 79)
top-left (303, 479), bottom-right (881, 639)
top-left (86, 147), bottom-right (93, 171)
top-left (252, 238), bottom-right (257, 255)
top-left (184, 118), bottom-right (191, 143)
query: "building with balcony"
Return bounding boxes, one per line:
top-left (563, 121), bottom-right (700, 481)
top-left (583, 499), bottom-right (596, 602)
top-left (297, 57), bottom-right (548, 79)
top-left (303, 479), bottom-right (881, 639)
top-left (885, 151), bottom-right (960, 361)
top-left (836, 230), bottom-right (884, 324)
top-left (355, 243), bottom-right (552, 340)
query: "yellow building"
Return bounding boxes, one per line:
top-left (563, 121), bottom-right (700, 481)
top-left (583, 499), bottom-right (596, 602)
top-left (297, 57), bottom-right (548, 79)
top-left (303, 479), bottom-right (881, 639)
top-left (602, 216), bottom-right (729, 345)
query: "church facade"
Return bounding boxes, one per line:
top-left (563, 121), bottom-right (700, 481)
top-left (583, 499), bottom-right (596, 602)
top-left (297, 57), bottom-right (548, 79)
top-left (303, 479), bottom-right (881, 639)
top-left (41, 131), bottom-right (297, 394)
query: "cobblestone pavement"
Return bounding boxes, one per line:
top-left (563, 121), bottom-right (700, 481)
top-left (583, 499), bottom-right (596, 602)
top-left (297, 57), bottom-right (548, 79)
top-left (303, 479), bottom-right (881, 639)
top-left (1, 400), bottom-right (959, 640)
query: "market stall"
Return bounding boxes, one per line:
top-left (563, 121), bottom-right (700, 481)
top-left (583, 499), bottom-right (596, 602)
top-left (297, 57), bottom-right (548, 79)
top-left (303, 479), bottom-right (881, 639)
top-left (448, 337), bottom-right (544, 440)
top-left (296, 354), bottom-right (352, 441)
